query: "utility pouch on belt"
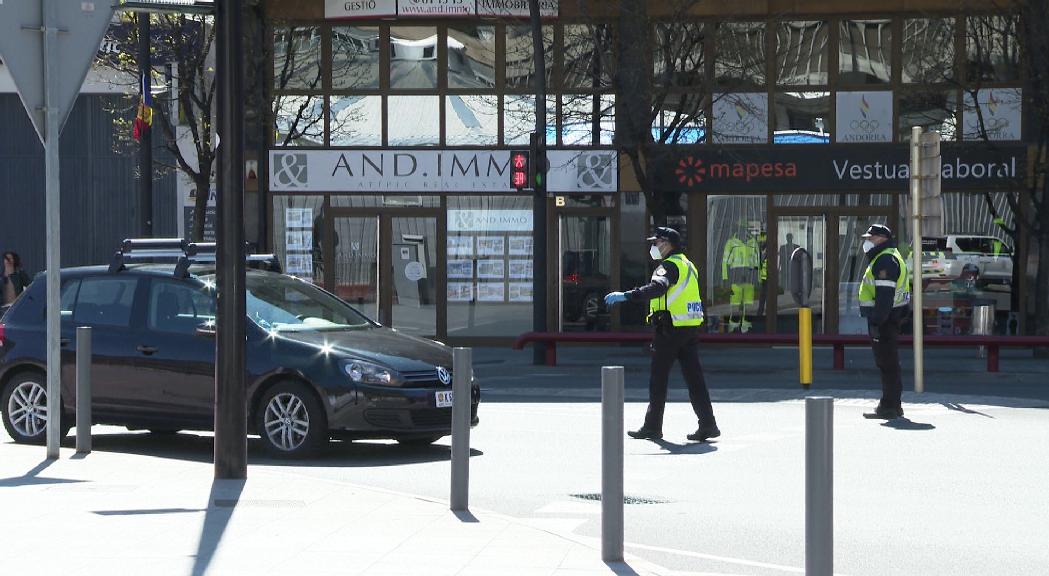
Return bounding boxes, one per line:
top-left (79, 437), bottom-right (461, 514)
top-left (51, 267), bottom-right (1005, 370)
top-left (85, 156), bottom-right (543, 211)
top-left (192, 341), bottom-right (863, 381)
top-left (651, 310), bottom-right (672, 329)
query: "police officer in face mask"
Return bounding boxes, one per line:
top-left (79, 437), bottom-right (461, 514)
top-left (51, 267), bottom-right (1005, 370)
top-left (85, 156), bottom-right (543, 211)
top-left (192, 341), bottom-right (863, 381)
top-left (858, 224), bottom-right (911, 420)
top-left (604, 227), bottom-right (719, 442)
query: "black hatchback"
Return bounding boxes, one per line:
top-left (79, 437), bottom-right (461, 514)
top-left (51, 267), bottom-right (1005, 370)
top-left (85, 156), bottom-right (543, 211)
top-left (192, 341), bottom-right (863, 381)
top-left (0, 254), bottom-right (479, 457)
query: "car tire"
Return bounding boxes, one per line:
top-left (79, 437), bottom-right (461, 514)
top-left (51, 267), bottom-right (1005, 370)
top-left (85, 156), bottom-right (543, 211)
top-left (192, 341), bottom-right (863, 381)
top-left (395, 435), bottom-right (443, 447)
top-left (255, 381), bottom-right (328, 458)
top-left (2, 372), bottom-right (70, 445)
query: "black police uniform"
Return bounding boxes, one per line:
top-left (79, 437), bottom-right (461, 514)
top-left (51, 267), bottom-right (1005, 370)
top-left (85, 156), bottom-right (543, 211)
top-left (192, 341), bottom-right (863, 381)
top-left (862, 238), bottom-right (907, 416)
top-left (625, 249), bottom-right (718, 439)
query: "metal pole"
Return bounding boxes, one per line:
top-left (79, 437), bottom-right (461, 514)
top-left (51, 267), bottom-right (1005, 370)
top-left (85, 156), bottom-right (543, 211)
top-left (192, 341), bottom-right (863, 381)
top-left (601, 366), bottom-right (624, 562)
top-left (805, 396), bottom-right (833, 576)
top-left (43, 0), bottom-right (61, 460)
top-left (529, 0), bottom-right (548, 365)
top-left (76, 326), bottom-right (91, 454)
top-left (910, 126), bottom-right (924, 394)
top-left (450, 347), bottom-right (472, 511)
top-left (799, 306), bottom-right (813, 387)
top-left (138, 13), bottom-right (153, 237)
top-left (214, 0), bottom-right (247, 479)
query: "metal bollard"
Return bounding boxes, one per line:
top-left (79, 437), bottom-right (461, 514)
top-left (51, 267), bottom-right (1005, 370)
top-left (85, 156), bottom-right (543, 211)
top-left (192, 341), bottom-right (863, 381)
top-left (601, 366), bottom-right (624, 562)
top-left (450, 347), bottom-right (471, 511)
top-left (806, 397), bottom-right (833, 576)
top-left (76, 326), bottom-right (92, 454)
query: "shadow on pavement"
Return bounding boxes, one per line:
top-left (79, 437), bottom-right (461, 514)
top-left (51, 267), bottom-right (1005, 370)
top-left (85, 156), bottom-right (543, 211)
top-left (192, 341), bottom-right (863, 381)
top-left (604, 561), bottom-right (642, 575)
top-left (943, 403), bottom-right (995, 418)
top-left (645, 438), bottom-right (718, 456)
top-left (452, 509), bottom-right (479, 523)
top-left (881, 418), bottom-right (936, 431)
top-left (0, 458), bottom-right (86, 488)
top-left (78, 431), bottom-right (483, 467)
top-left (192, 478), bottom-right (245, 576)
top-left (93, 507), bottom-right (205, 516)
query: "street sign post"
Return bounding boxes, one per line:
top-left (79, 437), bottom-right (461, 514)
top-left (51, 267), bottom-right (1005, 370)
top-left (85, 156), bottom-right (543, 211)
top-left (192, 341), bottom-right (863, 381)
top-left (0, 0), bottom-right (115, 459)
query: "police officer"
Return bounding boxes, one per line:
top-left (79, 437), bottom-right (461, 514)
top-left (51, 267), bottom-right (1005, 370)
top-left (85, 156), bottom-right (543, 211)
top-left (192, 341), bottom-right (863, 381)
top-left (858, 224), bottom-right (911, 420)
top-left (604, 227), bottom-right (719, 442)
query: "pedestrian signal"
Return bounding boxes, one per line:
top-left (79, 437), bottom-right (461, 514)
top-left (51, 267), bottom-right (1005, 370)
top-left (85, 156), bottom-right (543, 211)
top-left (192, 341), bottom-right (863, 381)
top-left (510, 150), bottom-right (530, 190)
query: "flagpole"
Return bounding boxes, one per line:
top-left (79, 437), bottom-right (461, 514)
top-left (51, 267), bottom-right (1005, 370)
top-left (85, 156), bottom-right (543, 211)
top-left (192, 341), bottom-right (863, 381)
top-left (138, 12), bottom-right (153, 237)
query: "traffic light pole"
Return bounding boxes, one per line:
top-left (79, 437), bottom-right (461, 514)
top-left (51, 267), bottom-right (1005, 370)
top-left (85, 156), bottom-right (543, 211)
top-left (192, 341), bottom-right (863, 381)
top-left (530, 0), bottom-right (548, 365)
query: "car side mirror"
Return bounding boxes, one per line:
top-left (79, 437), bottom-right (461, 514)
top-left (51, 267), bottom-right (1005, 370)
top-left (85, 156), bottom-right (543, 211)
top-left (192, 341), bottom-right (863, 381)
top-left (789, 247), bottom-right (813, 307)
top-left (195, 322), bottom-right (217, 337)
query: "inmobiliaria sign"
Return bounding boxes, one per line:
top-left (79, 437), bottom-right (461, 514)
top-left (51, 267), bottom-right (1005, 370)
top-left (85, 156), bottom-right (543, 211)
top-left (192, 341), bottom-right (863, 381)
top-left (656, 144), bottom-right (1025, 193)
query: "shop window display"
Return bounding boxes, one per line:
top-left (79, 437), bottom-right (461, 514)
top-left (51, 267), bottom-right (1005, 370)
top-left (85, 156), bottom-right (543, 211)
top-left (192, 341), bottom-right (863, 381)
top-left (706, 196), bottom-right (767, 333)
top-left (272, 195), bottom-right (325, 287)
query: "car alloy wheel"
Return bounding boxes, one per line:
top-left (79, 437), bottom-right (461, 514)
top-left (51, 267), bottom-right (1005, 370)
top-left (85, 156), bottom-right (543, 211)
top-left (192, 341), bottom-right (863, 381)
top-left (263, 392), bottom-right (311, 452)
top-left (7, 379), bottom-right (48, 439)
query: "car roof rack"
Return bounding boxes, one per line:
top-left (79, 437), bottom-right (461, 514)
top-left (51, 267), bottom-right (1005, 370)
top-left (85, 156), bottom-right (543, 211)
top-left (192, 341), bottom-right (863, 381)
top-left (110, 238), bottom-right (282, 277)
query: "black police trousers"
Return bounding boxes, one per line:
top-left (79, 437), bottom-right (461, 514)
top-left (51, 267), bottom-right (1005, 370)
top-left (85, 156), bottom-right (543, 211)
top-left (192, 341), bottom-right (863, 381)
top-left (642, 326), bottom-right (716, 432)
top-left (869, 316), bottom-right (903, 410)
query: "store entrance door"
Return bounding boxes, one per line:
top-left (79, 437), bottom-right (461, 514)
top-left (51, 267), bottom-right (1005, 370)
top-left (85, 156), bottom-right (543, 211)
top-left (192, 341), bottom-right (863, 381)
top-left (328, 210), bottom-right (443, 338)
top-left (555, 201), bottom-right (617, 332)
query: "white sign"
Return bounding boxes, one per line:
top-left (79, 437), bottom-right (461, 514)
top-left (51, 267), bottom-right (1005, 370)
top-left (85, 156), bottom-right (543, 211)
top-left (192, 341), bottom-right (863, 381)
top-left (963, 88), bottom-right (1022, 142)
top-left (713, 93), bottom-right (768, 144)
top-left (547, 150), bottom-right (617, 193)
top-left (325, 0), bottom-right (397, 19)
top-left (404, 261), bottom-right (426, 281)
top-left (399, 0), bottom-right (474, 16)
top-left (477, 0), bottom-right (559, 18)
top-left (448, 209), bottom-right (533, 232)
top-left (836, 91), bottom-right (893, 143)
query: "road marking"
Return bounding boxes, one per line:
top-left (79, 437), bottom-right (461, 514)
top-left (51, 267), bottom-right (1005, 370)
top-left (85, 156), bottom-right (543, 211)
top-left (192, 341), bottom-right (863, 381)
top-left (624, 541), bottom-right (806, 574)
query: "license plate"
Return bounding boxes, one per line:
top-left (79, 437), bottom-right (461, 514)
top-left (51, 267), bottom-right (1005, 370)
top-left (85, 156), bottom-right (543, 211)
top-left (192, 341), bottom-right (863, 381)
top-left (435, 390), bottom-right (453, 408)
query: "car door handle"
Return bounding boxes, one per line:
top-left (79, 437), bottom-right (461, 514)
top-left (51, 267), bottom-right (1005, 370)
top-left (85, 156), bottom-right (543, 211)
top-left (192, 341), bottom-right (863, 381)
top-left (137, 345), bottom-right (158, 355)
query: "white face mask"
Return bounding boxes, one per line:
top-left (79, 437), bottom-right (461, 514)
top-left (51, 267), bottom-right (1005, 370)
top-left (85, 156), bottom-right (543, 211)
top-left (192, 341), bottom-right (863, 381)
top-left (649, 245), bottom-right (663, 260)
top-left (862, 239), bottom-right (876, 252)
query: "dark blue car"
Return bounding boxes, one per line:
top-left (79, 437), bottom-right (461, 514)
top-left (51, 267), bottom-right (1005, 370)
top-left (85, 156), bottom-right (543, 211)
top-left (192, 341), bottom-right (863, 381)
top-left (0, 257), bottom-right (479, 457)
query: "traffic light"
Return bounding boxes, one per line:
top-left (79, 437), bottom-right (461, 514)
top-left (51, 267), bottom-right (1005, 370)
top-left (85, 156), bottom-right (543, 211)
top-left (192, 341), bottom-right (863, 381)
top-left (510, 149), bottom-right (530, 190)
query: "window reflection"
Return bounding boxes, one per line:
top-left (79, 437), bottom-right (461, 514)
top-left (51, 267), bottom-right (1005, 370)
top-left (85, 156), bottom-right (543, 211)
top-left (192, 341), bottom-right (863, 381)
top-left (562, 94), bottom-right (595, 145)
top-left (330, 96), bottom-right (381, 146)
top-left (273, 95), bottom-right (324, 147)
top-left (272, 195), bottom-right (325, 286)
top-left (448, 25), bottom-right (496, 89)
top-left (332, 26), bottom-right (380, 90)
top-left (902, 18), bottom-right (955, 84)
top-left (563, 24), bottom-right (614, 89)
top-left (715, 22), bottom-right (767, 88)
top-left (966, 15), bottom-right (1020, 83)
top-left (899, 91), bottom-right (958, 141)
top-left (776, 21), bottom-right (828, 86)
top-left (273, 26), bottom-right (322, 90)
top-left (390, 27), bottom-right (438, 90)
top-left (652, 94), bottom-right (706, 144)
top-left (387, 96), bottom-right (439, 145)
top-left (503, 94), bottom-right (556, 145)
top-left (505, 25), bottom-right (555, 90)
top-left (599, 94), bottom-right (615, 145)
top-left (839, 20), bottom-right (892, 84)
top-left (653, 22), bottom-right (705, 87)
top-left (706, 196), bottom-right (768, 334)
top-left (773, 92), bottom-right (830, 144)
top-left (446, 95), bottom-right (498, 145)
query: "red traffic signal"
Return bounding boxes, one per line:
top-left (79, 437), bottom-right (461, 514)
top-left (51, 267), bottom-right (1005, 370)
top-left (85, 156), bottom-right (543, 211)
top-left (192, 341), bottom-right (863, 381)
top-left (510, 150), bottom-right (530, 190)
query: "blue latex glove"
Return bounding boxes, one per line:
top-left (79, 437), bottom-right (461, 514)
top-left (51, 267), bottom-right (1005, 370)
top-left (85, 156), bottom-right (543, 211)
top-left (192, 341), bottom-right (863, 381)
top-left (604, 291), bottom-right (627, 306)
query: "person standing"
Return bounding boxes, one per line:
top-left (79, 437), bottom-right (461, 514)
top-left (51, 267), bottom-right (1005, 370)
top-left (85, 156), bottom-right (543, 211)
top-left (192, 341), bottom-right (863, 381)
top-left (857, 225), bottom-right (911, 420)
top-left (604, 227), bottom-right (719, 442)
top-left (2, 251), bottom-right (31, 305)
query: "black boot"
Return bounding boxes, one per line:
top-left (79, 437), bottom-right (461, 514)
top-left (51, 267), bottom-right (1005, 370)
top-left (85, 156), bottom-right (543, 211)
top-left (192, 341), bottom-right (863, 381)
top-left (627, 427), bottom-right (663, 440)
top-left (863, 405), bottom-right (904, 420)
top-left (686, 423), bottom-right (720, 442)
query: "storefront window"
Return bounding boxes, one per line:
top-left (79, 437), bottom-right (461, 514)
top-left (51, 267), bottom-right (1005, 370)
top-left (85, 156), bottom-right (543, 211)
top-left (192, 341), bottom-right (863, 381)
top-left (273, 26), bottom-right (322, 90)
top-left (774, 194), bottom-right (838, 207)
top-left (563, 24), bottom-right (614, 90)
top-left (562, 94), bottom-right (594, 145)
top-left (846, 194), bottom-right (893, 207)
top-left (387, 96), bottom-right (439, 145)
top-left (962, 88), bottom-right (1023, 142)
top-left (966, 15), bottom-right (1021, 83)
top-left (776, 21), bottom-right (828, 86)
top-left (272, 95), bottom-right (324, 147)
top-left (839, 20), bottom-right (892, 85)
top-left (773, 92), bottom-right (830, 144)
top-left (446, 95), bottom-right (498, 145)
top-left (599, 94), bottom-right (615, 145)
top-left (715, 22), bottom-right (767, 88)
top-left (653, 95), bottom-right (706, 144)
top-left (330, 96), bottom-right (381, 146)
top-left (272, 195), bottom-right (325, 287)
top-left (505, 25), bottom-right (554, 90)
top-left (448, 25), bottom-right (497, 89)
top-left (503, 94), bottom-right (556, 146)
top-left (902, 18), bottom-right (956, 84)
top-left (332, 26), bottom-right (380, 90)
top-left (706, 195), bottom-right (767, 333)
top-left (330, 196), bottom-right (441, 208)
top-left (390, 27), bottom-right (438, 90)
top-left (653, 22), bottom-right (705, 88)
top-left (898, 91), bottom-right (958, 142)
top-left (446, 196), bottom-right (534, 337)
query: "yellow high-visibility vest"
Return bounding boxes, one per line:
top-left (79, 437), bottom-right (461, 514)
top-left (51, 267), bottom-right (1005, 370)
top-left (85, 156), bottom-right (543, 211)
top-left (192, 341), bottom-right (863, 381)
top-left (649, 254), bottom-right (705, 327)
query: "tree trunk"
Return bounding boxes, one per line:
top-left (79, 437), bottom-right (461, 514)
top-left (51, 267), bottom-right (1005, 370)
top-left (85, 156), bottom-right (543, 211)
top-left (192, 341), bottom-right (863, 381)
top-left (191, 173), bottom-right (211, 242)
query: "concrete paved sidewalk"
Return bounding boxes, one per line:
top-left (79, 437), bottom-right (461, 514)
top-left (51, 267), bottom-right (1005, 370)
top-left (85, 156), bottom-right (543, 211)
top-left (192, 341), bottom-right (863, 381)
top-left (0, 436), bottom-right (668, 576)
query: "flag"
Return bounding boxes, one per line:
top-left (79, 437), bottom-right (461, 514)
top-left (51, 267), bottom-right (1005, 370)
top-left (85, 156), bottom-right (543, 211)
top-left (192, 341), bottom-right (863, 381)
top-left (133, 72), bottom-right (153, 141)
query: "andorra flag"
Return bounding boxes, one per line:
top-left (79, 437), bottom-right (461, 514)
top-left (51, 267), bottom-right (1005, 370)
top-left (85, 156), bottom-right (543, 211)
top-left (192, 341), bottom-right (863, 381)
top-left (132, 73), bottom-right (153, 141)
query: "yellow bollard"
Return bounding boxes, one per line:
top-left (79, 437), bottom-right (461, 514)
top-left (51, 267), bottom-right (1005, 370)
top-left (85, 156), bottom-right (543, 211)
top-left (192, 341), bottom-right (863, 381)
top-left (799, 306), bottom-right (813, 387)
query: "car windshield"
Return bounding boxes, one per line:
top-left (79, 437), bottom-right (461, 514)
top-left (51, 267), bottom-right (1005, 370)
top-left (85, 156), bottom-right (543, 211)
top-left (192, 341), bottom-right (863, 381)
top-left (197, 272), bottom-right (374, 332)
